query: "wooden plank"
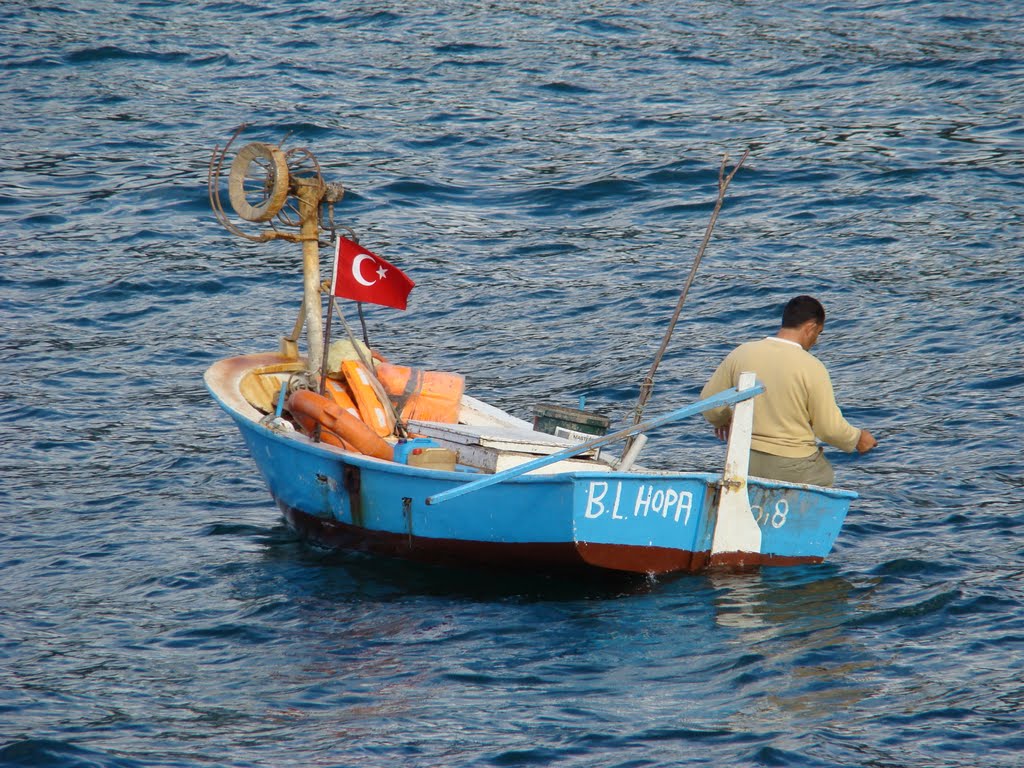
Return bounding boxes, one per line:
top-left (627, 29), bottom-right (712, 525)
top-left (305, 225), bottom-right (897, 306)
top-left (427, 382), bottom-right (765, 506)
top-left (458, 395), bottom-right (535, 430)
top-left (408, 420), bottom-right (597, 456)
top-left (451, 443), bottom-right (609, 474)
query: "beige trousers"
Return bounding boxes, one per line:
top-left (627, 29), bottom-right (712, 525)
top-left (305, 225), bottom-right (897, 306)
top-left (748, 448), bottom-right (835, 487)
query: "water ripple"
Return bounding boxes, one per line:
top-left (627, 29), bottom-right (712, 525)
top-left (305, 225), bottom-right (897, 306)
top-left (1, 0), bottom-right (1022, 766)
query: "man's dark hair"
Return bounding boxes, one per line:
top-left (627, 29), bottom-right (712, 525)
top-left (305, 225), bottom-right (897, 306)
top-left (781, 295), bottom-right (825, 328)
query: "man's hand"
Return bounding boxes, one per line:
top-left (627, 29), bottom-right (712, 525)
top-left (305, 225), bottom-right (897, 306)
top-left (714, 424), bottom-right (730, 442)
top-left (856, 429), bottom-right (877, 454)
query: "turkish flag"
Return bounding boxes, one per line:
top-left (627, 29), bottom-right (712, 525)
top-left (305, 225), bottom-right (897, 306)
top-left (330, 237), bottom-right (415, 310)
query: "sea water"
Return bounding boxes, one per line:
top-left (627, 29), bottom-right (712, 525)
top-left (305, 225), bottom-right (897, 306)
top-left (2, 1), bottom-right (1022, 766)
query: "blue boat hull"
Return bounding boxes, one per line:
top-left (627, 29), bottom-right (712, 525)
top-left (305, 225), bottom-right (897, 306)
top-left (207, 355), bottom-right (856, 575)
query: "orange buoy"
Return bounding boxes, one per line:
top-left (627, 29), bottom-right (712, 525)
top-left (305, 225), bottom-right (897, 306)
top-left (376, 363), bottom-right (464, 424)
top-left (290, 410), bottom-right (355, 452)
top-left (340, 359), bottom-right (395, 437)
top-left (287, 389), bottom-right (394, 461)
top-left (290, 379), bottom-right (357, 451)
top-left (324, 378), bottom-right (360, 418)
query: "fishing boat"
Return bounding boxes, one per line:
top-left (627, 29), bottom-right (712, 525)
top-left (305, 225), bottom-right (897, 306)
top-left (204, 134), bottom-right (856, 576)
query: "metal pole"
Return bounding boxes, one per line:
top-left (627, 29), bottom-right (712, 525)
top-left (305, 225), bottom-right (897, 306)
top-left (318, 296), bottom-right (335, 396)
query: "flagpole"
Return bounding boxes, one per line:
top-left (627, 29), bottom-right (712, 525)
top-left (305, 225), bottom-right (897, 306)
top-left (356, 303), bottom-right (371, 348)
top-left (328, 235), bottom-right (415, 440)
top-left (318, 295), bottom-right (335, 397)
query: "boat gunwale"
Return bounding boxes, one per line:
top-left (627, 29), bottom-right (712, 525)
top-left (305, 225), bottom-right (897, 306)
top-left (205, 353), bottom-right (857, 500)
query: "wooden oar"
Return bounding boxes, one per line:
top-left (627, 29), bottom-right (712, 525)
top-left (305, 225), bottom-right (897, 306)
top-left (425, 382), bottom-right (764, 506)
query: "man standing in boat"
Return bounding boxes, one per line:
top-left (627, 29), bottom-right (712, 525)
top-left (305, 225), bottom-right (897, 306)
top-left (700, 295), bottom-right (877, 487)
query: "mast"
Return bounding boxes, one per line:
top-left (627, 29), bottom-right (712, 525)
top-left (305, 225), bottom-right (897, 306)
top-left (208, 130), bottom-right (344, 376)
top-left (297, 177), bottom-right (324, 374)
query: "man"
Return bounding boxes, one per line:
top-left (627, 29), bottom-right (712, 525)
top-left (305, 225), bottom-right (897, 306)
top-left (700, 295), bottom-right (876, 487)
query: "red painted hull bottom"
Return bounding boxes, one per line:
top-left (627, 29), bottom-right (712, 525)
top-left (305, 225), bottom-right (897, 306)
top-left (280, 504), bottom-right (823, 576)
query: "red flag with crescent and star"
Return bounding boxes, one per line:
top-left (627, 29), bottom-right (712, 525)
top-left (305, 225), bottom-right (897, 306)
top-left (330, 237), bottom-right (415, 310)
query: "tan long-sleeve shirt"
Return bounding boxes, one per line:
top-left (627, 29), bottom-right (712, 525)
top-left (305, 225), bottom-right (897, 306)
top-left (700, 337), bottom-right (861, 458)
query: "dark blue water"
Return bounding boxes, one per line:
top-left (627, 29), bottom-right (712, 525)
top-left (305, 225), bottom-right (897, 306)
top-left (3, 1), bottom-right (1023, 765)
